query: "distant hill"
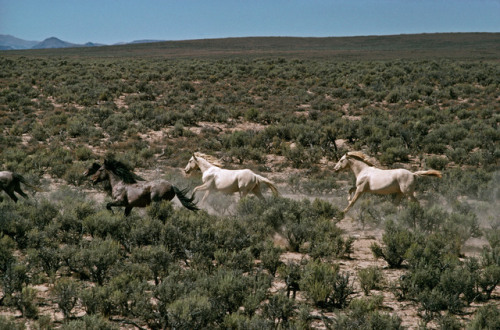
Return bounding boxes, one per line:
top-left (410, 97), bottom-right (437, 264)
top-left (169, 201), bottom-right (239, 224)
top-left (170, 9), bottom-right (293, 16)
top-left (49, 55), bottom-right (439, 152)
top-left (0, 34), bottom-right (38, 50)
top-left (31, 37), bottom-right (80, 49)
top-left (0, 34), bottom-right (157, 50)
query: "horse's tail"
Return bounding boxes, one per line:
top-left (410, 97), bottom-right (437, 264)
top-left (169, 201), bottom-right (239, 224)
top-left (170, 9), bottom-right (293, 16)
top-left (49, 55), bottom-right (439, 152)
top-left (173, 186), bottom-right (199, 211)
top-left (14, 173), bottom-right (43, 192)
top-left (414, 170), bottom-right (442, 179)
top-left (256, 175), bottom-right (280, 196)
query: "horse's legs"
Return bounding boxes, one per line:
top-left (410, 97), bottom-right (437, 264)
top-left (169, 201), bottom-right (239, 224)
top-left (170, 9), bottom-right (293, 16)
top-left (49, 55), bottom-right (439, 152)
top-left (343, 185), bottom-right (366, 214)
top-left (394, 193), bottom-right (404, 205)
top-left (14, 186), bottom-right (29, 199)
top-left (5, 190), bottom-right (18, 203)
top-left (194, 179), bottom-right (214, 203)
top-left (124, 206), bottom-right (133, 217)
top-left (251, 185), bottom-right (264, 199)
top-left (348, 187), bottom-right (356, 202)
top-left (201, 190), bottom-right (211, 203)
top-left (106, 202), bottom-right (115, 214)
top-left (408, 192), bottom-right (419, 204)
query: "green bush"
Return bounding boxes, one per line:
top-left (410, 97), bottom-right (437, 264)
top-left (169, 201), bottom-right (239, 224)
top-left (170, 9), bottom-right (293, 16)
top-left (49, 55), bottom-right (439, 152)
top-left (358, 266), bottom-right (384, 295)
top-left (0, 316), bottom-right (26, 330)
top-left (52, 277), bottom-right (79, 319)
top-left (371, 220), bottom-right (415, 268)
top-left (467, 304), bottom-right (500, 330)
top-left (299, 260), bottom-right (353, 309)
top-left (60, 315), bottom-right (118, 330)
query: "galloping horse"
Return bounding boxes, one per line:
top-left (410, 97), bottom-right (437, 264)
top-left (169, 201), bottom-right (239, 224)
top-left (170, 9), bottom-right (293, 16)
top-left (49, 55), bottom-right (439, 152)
top-left (91, 159), bottom-right (198, 216)
top-left (84, 162), bottom-right (145, 194)
top-left (334, 151), bottom-right (442, 214)
top-left (0, 171), bottom-right (41, 203)
top-left (184, 152), bottom-right (279, 204)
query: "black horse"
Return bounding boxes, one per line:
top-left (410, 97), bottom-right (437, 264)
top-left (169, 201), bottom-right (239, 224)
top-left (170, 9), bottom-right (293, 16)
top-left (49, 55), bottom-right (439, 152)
top-left (89, 159), bottom-right (198, 216)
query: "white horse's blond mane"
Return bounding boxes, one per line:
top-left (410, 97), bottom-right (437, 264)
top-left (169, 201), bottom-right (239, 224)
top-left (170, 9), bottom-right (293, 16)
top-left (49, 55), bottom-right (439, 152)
top-left (194, 152), bottom-right (223, 167)
top-left (346, 151), bottom-right (375, 167)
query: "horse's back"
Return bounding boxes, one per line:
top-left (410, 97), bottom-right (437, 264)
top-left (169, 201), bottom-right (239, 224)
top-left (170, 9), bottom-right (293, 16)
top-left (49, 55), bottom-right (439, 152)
top-left (360, 167), bottom-right (413, 194)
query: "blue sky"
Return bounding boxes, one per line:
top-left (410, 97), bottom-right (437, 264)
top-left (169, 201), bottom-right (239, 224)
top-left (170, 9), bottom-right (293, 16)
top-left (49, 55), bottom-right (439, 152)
top-left (1, 0), bottom-right (499, 44)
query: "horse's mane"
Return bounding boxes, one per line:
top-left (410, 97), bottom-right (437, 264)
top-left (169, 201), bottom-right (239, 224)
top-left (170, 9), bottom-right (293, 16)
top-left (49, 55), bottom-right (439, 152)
top-left (346, 151), bottom-right (375, 166)
top-left (194, 152), bottom-right (223, 167)
top-left (104, 159), bottom-right (140, 184)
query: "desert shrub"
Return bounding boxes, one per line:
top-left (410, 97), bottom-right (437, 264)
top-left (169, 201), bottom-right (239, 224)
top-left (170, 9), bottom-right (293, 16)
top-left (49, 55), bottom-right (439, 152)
top-left (76, 237), bottom-right (123, 285)
top-left (331, 295), bottom-right (403, 330)
top-left (261, 292), bottom-right (295, 328)
top-left (478, 246), bottom-right (500, 299)
top-left (15, 286), bottom-right (38, 319)
top-left (278, 261), bottom-right (303, 300)
top-left (358, 266), bottom-right (385, 295)
top-left (167, 294), bottom-right (214, 329)
top-left (371, 220), bottom-right (415, 268)
top-left (437, 313), bottom-right (463, 330)
top-left (223, 313), bottom-right (273, 329)
top-left (52, 277), bottom-right (79, 319)
top-left (467, 304), bottom-right (500, 330)
top-left (299, 260), bottom-right (353, 309)
top-left (214, 248), bottom-right (254, 273)
top-left (0, 235), bottom-right (15, 273)
top-left (27, 244), bottom-right (61, 280)
top-left (307, 217), bottom-right (354, 260)
top-left (0, 316), bottom-right (26, 330)
top-left (60, 315), bottom-right (118, 330)
top-left (259, 242), bottom-right (283, 277)
top-left (425, 155), bottom-right (448, 170)
top-left (129, 217), bottom-right (163, 247)
top-left (131, 245), bottom-right (173, 285)
top-left (79, 285), bottom-right (113, 316)
top-left (396, 203), bottom-right (480, 248)
top-left (82, 211), bottom-right (131, 245)
top-left (2, 263), bottom-right (30, 304)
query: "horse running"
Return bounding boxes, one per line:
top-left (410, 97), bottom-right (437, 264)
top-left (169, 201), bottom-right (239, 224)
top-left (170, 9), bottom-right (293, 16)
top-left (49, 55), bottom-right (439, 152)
top-left (0, 171), bottom-right (41, 203)
top-left (184, 152), bottom-right (279, 204)
top-left (334, 151), bottom-right (442, 214)
top-left (91, 159), bottom-right (198, 216)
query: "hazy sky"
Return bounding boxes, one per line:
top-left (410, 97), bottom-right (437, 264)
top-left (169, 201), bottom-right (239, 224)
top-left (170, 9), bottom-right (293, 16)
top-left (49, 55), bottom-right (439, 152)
top-left (1, 0), bottom-right (499, 44)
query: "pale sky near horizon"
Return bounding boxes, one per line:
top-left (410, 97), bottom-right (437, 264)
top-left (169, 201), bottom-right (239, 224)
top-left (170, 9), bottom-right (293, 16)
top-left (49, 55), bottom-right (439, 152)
top-left (1, 0), bottom-right (499, 45)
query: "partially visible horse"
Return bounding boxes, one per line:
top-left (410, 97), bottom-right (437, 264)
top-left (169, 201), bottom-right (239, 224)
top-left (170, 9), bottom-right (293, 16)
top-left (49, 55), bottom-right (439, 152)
top-left (0, 171), bottom-right (41, 203)
top-left (184, 152), bottom-right (279, 204)
top-left (334, 151), bottom-right (442, 214)
top-left (91, 159), bottom-right (198, 216)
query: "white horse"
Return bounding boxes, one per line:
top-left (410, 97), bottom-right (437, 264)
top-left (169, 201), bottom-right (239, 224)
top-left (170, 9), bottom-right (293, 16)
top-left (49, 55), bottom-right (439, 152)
top-left (184, 152), bottom-right (279, 204)
top-left (334, 151), bottom-right (442, 214)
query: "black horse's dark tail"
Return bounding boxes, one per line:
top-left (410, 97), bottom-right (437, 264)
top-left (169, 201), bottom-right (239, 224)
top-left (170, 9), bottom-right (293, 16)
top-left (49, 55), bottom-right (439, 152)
top-left (14, 173), bottom-right (42, 192)
top-left (173, 186), bottom-right (199, 211)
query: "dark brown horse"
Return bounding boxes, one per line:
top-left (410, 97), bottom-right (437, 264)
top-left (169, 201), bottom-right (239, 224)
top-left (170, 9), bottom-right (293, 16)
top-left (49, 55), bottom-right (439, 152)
top-left (0, 171), bottom-right (41, 202)
top-left (90, 159), bottom-right (198, 216)
top-left (84, 162), bottom-right (144, 194)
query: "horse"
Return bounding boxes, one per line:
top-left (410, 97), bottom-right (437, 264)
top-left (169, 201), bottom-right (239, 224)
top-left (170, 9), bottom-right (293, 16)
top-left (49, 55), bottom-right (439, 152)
top-left (90, 159), bottom-right (198, 216)
top-left (0, 171), bottom-right (41, 203)
top-left (84, 162), bottom-right (145, 194)
top-left (333, 151), bottom-right (442, 214)
top-left (184, 152), bottom-right (279, 204)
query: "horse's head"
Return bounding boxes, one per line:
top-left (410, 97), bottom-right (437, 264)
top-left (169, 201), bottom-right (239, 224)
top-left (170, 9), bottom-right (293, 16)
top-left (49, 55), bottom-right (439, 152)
top-left (83, 162), bottom-right (101, 177)
top-left (184, 154), bottom-right (199, 174)
top-left (333, 154), bottom-right (350, 172)
top-left (90, 164), bottom-right (108, 184)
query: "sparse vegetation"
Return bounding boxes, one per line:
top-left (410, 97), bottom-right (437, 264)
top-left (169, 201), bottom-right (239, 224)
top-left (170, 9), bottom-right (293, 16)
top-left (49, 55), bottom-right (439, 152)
top-left (0, 35), bottom-right (499, 328)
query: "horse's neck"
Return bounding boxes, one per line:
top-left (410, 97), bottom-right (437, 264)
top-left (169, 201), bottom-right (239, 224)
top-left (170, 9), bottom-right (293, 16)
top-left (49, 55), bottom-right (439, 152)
top-left (348, 158), bottom-right (370, 177)
top-left (106, 170), bottom-right (126, 190)
top-left (197, 158), bottom-right (217, 173)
